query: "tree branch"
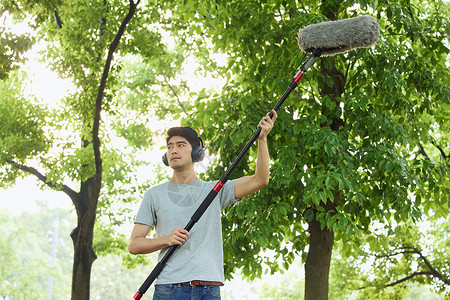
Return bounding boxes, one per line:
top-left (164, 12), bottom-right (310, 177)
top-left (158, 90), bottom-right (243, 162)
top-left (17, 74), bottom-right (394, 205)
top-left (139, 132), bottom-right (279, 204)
top-left (343, 49), bottom-right (360, 92)
top-left (418, 139), bottom-right (449, 168)
top-left (430, 138), bottom-right (449, 164)
top-left (95, 1), bottom-right (107, 65)
top-left (404, 6), bottom-right (427, 47)
top-left (92, 0), bottom-right (140, 183)
top-left (374, 249), bottom-right (416, 258)
top-left (277, 8), bottom-right (286, 25)
top-left (377, 246), bottom-right (450, 286)
top-left (54, 10), bottom-right (63, 29)
top-left (417, 141), bottom-right (431, 161)
top-left (5, 158), bottom-right (78, 200)
top-left (164, 76), bottom-right (189, 116)
top-left (386, 271), bottom-right (433, 287)
top-left (411, 246), bottom-right (450, 285)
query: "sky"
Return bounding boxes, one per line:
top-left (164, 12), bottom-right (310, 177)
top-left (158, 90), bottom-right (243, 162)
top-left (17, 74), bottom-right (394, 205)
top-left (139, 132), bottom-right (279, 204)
top-left (0, 176), bottom-right (72, 214)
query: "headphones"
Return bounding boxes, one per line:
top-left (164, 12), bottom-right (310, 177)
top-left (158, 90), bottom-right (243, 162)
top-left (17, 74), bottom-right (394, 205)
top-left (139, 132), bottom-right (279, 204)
top-left (162, 137), bottom-right (205, 166)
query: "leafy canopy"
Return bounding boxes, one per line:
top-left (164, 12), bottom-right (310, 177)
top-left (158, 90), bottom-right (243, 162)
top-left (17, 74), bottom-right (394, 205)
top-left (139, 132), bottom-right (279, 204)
top-left (155, 0), bottom-right (449, 293)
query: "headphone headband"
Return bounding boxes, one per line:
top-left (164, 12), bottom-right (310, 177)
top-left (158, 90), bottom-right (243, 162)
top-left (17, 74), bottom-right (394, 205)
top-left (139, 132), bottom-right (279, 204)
top-left (198, 137), bottom-right (204, 149)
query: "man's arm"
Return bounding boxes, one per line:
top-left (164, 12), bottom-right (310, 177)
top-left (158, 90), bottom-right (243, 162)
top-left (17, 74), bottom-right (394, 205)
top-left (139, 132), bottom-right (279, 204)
top-left (128, 223), bottom-right (189, 255)
top-left (234, 110), bottom-right (277, 199)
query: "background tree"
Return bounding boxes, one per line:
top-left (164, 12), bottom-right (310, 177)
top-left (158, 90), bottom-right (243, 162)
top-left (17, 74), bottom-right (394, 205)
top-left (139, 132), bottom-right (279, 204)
top-left (154, 0), bottom-right (449, 298)
top-left (0, 203), bottom-right (157, 300)
top-left (0, 205), bottom-right (72, 299)
top-left (329, 218), bottom-right (449, 299)
top-left (0, 0), bottom-right (195, 298)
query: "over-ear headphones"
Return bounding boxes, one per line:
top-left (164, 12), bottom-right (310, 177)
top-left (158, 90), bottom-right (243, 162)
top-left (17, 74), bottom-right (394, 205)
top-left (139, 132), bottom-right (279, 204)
top-left (162, 137), bottom-right (205, 166)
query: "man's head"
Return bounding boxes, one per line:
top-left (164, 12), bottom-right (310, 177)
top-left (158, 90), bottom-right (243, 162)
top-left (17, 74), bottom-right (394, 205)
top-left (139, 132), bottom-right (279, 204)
top-left (166, 126), bottom-right (200, 150)
top-left (162, 126), bottom-right (205, 167)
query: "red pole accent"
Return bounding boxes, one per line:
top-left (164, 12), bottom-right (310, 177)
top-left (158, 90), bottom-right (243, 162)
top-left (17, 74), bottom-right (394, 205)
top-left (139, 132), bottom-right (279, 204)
top-left (213, 181), bottom-right (224, 192)
top-left (294, 72), bottom-right (304, 83)
top-left (133, 292), bottom-right (143, 300)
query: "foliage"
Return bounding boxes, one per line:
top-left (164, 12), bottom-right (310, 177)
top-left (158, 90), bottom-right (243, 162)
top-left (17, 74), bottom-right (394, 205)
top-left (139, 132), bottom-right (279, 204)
top-left (155, 0), bottom-right (449, 295)
top-left (0, 9), bottom-right (34, 80)
top-left (0, 204), bottom-right (156, 299)
top-left (0, 71), bottom-right (51, 185)
top-left (0, 205), bottom-right (72, 299)
top-left (330, 219), bottom-right (449, 298)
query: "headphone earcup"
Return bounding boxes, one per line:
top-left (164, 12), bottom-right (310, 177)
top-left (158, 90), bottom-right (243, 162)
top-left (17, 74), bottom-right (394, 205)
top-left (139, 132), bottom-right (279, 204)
top-left (162, 153), bottom-right (169, 166)
top-left (163, 137), bottom-right (205, 166)
top-left (191, 146), bottom-right (205, 162)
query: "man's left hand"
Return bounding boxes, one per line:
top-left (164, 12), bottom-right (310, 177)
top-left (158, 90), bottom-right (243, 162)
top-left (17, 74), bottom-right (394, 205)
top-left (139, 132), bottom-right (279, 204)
top-left (258, 109), bottom-right (277, 140)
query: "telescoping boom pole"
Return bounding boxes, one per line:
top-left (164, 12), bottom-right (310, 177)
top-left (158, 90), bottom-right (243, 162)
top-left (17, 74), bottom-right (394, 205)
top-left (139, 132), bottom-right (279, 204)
top-left (133, 52), bottom-right (319, 300)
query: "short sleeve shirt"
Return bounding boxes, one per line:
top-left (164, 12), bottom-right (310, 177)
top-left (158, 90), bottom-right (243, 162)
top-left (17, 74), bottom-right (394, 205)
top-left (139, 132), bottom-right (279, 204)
top-left (134, 179), bottom-right (239, 284)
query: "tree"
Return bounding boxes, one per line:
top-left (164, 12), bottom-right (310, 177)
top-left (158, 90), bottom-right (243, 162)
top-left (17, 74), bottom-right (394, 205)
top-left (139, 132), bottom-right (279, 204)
top-left (0, 207), bottom-right (72, 299)
top-left (329, 219), bottom-right (449, 299)
top-left (0, 203), bottom-right (157, 299)
top-left (153, 0), bottom-right (449, 298)
top-left (0, 0), bottom-right (191, 298)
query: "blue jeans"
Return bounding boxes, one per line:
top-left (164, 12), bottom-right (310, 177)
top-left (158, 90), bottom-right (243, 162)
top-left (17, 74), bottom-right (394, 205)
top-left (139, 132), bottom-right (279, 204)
top-left (153, 284), bottom-right (221, 300)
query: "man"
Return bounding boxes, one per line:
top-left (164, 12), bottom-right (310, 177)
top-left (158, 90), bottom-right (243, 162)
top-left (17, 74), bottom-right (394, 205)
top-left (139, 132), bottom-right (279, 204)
top-left (128, 110), bottom-right (277, 299)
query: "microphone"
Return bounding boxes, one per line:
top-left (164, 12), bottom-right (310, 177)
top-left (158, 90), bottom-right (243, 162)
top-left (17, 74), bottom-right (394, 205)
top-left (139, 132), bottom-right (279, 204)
top-left (297, 15), bottom-right (380, 57)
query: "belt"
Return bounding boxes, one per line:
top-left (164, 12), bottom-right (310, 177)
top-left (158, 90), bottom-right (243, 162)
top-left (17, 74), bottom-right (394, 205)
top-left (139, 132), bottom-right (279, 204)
top-left (181, 280), bottom-right (223, 286)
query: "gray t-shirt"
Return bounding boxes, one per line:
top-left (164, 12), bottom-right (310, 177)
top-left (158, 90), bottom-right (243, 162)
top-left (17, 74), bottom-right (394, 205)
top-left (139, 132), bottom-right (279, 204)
top-left (134, 179), bottom-right (239, 285)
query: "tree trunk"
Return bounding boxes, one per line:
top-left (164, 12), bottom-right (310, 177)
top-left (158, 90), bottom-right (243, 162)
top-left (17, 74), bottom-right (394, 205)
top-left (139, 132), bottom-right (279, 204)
top-left (305, 1), bottom-right (343, 296)
top-left (70, 177), bottom-right (99, 300)
top-left (66, 3), bottom-right (139, 298)
top-left (71, 216), bottom-right (97, 299)
top-left (305, 215), bottom-right (335, 300)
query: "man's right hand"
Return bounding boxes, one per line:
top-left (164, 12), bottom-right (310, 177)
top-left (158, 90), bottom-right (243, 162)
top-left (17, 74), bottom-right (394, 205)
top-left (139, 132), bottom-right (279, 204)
top-left (128, 224), bottom-right (190, 255)
top-left (166, 228), bottom-right (189, 246)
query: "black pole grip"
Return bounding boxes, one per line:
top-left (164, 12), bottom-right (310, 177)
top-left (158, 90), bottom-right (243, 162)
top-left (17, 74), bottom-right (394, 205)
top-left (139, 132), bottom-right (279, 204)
top-left (189, 189), bottom-right (219, 227)
top-left (135, 245), bottom-right (179, 299)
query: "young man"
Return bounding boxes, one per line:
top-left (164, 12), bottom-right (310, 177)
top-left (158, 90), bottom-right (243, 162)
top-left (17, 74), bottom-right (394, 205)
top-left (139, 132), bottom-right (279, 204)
top-left (128, 110), bottom-right (277, 299)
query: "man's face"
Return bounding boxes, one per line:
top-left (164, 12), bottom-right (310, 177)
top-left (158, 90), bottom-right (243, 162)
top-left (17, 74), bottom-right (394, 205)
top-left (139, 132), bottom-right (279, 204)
top-left (166, 136), bottom-right (193, 169)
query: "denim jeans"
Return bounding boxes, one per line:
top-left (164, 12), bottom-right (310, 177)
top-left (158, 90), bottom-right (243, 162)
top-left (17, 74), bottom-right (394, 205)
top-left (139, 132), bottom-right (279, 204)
top-left (153, 284), bottom-right (221, 300)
